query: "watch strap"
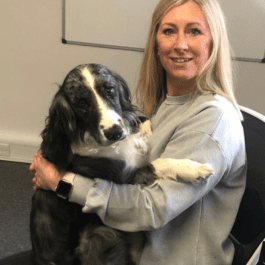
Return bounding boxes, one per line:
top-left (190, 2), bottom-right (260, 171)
top-left (63, 172), bottom-right (76, 184)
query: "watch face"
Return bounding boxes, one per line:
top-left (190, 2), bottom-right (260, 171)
top-left (56, 180), bottom-right (72, 199)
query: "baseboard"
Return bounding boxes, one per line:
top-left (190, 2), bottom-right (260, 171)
top-left (0, 130), bottom-right (41, 163)
top-left (0, 143), bottom-right (40, 163)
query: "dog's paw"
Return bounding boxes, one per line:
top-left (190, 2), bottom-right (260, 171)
top-left (179, 161), bottom-right (214, 182)
top-left (151, 158), bottom-right (215, 184)
top-left (138, 120), bottom-right (152, 138)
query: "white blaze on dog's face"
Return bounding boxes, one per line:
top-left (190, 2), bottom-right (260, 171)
top-left (80, 67), bottom-right (129, 146)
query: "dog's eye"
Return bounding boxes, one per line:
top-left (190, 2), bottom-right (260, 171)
top-left (106, 87), bottom-right (115, 97)
top-left (78, 99), bottom-right (88, 108)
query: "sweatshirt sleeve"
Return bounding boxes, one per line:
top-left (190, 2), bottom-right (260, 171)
top-left (69, 102), bottom-right (245, 232)
top-left (69, 132), bottom-right (228, 231)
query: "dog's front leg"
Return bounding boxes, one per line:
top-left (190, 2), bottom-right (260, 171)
top-left (151, 158), bottom-right (214, 183)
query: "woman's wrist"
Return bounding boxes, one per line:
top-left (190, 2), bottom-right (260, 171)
top-left (55, 172), bottom-right (76, 199)
top-left (55, 172), bottom-right (76, 192)
top-left (51, 171), bottom-right (66, 192)
top-left (30, 152), bottom-right (66, 191)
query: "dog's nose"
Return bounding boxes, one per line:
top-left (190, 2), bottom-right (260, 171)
top-left (104, 125), bottom-right (124, 141)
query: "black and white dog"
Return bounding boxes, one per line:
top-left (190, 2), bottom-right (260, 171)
top-left (30, 64), bottom-right (213, 265)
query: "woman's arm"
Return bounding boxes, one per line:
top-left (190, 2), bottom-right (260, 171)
top-left (68, 101), bottom-right (246, 232)
top-left (31, 102), bottom-right (245, 232)
top-left (67, 129), bottom-right (228, 232)
top-left (30, 130), bottom-right (224, 232)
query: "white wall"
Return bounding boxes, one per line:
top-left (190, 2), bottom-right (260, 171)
top-left (0, 0), bottom-right (264, 163)
top-left (234, 61), bottom-right (265, 112)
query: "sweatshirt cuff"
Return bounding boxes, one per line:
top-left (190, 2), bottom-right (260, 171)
top-left (69, 174), bottom-right (94, 206)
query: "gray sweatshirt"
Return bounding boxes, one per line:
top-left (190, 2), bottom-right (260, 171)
top-left (69, 92), bottom-right (246, 265)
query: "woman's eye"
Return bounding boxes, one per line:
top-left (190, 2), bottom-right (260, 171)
top-left (163, 28), bottom-right (174, 36)
top-left (190, 28), bottom-right (201, 36)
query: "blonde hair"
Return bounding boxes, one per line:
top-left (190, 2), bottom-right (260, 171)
top-left (136, 0), bottom-right (241, 119)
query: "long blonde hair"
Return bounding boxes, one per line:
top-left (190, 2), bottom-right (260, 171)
top-left (136, 0), bottom-right (241, 119)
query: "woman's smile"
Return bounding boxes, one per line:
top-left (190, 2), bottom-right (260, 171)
top-left (170, 57), bottom-right (193, 63)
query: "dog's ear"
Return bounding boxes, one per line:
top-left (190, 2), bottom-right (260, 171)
top-left (112, 72), bottom-right (140, 127)
top-left (40, 90), bottom-right (76, 171)
top-left (112, 73), bottom-right (132, 108)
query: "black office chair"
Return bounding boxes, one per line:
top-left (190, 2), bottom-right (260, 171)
top-left (231, 106), bottom-right (265, 265)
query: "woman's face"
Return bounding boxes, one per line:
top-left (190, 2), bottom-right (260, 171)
top-left (156, 0), bottom-right (213, 88)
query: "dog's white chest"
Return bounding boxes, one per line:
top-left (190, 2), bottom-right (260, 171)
top-left (71, 133), bottom-right (149, 169)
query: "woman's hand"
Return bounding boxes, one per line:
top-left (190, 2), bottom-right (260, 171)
top-left (29, 152), bottom-right (65, 191)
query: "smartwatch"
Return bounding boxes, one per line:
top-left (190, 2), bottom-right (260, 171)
top-left (55, 173), bottom-right (76, 199)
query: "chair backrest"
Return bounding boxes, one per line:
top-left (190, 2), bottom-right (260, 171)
top-left (231, 106), bottom-right (265, 264)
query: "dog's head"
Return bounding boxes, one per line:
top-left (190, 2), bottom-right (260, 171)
top-left (41, 64), bottom-right (139, 169)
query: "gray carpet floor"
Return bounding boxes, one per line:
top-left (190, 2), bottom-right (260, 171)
top-left (0, 160), bottom-right (34, 259)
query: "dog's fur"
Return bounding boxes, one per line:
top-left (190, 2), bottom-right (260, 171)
top-left (30, 64), bottom-right (213, 265)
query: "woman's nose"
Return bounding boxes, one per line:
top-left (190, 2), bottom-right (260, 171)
top-left (174, 33), bottom-right (188, 52)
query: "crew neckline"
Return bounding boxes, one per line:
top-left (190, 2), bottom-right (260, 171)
top-left (165, 91), bottom-right (195, 105)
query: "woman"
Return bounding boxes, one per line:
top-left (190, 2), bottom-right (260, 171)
top-left (1, 0), bottom-right (246, 264)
